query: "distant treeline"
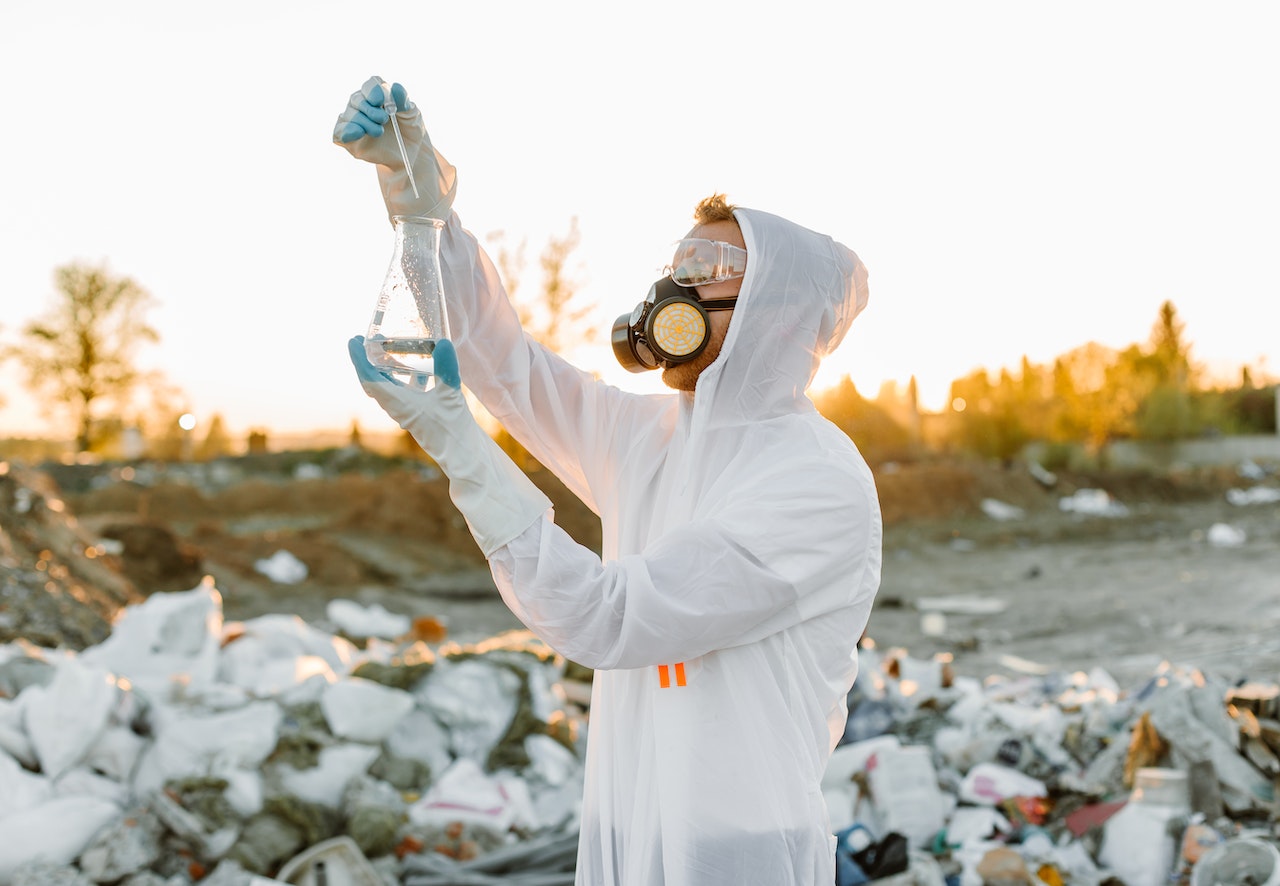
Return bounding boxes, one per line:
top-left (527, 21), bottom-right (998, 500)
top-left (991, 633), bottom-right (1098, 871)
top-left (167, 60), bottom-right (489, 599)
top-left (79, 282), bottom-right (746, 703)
top-left (814, 300), bottom-right (1278, 467)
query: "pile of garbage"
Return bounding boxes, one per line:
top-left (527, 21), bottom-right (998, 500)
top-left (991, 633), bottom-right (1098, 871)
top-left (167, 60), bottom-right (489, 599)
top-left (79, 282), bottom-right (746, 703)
top-left (3, 575), bottom-right (1279, 885)
top-left (827, 642), bottom-right (1280, 885)
top-left (0, 582), bottom-right (589, 886)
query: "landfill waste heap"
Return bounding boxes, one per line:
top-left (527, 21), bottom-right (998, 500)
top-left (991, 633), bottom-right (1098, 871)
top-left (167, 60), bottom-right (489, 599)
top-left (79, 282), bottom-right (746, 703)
top-left (2, 460), bottom-right (1280, 886)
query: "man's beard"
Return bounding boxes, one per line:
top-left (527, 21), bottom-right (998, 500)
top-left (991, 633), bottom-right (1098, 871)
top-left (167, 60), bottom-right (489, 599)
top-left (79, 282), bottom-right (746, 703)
top-left (660, 327), bottom-right (726, 392)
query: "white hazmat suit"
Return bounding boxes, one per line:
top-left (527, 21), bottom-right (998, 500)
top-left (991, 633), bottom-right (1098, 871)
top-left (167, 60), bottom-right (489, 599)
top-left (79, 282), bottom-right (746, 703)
top-left (337, 79), bottom-right (882, 886)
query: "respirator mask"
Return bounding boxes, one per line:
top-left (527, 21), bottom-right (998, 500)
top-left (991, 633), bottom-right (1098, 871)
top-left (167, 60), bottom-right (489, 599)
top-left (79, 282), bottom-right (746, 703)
top-left (611, 239), bottom-right (746, 372)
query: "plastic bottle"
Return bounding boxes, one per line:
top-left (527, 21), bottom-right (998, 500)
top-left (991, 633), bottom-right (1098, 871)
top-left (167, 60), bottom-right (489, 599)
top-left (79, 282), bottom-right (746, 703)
top-left (365, 216), bottom-right (451, 390)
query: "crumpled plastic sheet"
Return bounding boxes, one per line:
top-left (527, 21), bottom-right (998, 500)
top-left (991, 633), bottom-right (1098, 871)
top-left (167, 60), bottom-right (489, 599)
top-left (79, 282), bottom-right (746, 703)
top-left (402, 830), bottom-right (578, 885)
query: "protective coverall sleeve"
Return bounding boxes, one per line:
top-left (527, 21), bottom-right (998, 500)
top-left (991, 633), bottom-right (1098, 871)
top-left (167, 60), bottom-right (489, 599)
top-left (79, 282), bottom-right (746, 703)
top-left (487, 457), bottom-right (881, 670)
top-left (437, 216), bottom-right (667, 516)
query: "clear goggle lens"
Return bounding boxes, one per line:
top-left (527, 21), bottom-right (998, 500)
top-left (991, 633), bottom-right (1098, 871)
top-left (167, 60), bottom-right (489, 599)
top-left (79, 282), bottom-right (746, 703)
top-left (664, 238), bottom-right (747, 287)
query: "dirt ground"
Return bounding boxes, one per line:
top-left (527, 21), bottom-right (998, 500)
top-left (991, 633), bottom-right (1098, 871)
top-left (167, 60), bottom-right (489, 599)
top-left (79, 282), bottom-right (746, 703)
top-left (59, 453), bottom-right (1280, 690)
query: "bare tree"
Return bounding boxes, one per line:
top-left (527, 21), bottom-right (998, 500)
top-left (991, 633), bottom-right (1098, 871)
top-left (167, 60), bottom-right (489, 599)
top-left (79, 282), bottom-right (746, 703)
top-left (488, 218), bottom-right (593, 353)
top-left (13, 262), bottom-right (159, 452)
top-left (484, 220), bottom-right (592, 469)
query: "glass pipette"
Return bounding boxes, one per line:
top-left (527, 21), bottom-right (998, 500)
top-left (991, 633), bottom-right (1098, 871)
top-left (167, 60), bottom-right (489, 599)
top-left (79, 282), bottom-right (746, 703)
top-left (381, 81), bottom-right (420, 200)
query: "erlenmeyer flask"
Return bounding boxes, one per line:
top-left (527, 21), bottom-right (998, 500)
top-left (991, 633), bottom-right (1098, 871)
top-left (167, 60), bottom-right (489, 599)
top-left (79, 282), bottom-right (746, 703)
top-left (365, 215), bottom-right (451, 390)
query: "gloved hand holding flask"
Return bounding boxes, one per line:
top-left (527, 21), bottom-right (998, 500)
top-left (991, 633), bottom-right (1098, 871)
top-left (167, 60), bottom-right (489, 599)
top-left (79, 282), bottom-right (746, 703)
top-left (334, 76), bottom-right (457, 221)
top-left (347, 336), bottom-right (551, 557)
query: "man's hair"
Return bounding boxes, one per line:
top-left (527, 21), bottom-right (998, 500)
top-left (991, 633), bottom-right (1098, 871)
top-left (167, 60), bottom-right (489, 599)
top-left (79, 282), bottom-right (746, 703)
top-left (693, 193), bottom-right (737, 225)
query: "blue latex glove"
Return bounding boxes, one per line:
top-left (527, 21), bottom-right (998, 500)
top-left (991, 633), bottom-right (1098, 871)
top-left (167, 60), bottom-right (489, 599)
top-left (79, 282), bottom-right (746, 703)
top-left (335, 82), bottom-right (408, 143)
top-left (348, 335), bottom-right (461, 391)
top-left (347, 335), bottom-right (550, 556)
top-left (334, 76), bottom-right (457, 221)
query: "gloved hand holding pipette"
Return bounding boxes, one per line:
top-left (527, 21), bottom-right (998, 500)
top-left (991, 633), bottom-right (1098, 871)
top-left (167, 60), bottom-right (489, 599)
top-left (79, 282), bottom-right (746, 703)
top-left (334, 76), bottom-right (457, 221)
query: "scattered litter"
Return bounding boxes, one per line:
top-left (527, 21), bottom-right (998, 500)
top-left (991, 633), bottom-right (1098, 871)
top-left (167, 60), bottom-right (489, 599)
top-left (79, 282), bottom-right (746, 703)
top-left (1227, 486), bottom-right (1280, 506)
top-left (327, 599), bottom-right (412, 640)
top-left (1238, 459), bottom-right (1269, 481)
top-left (1028, 461), bottom-right (1058, 488)
top-left (254, 549), bottom-right (309, 584)
top-left (1207, 522), bottom-right (1247, 547)
top-left (981, 498), bottom-right (1026, 521)
top-left (916, 596), bottom-right (1008, 615)
top-left (292, 463), bottom-right (326, 481)
top-left (920, 612), bottom-right (947, 637)
top-left (1058, 488), bottom-right (1129, 517)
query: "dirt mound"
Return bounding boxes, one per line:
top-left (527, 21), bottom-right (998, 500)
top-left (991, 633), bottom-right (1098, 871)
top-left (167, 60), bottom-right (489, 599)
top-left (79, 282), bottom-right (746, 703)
top-left (873, 460), bottom-right (1046, 524)
top-left (0, 463), bottom-right (141, 650)
top-left (17, 450), bottom-right (1250, 640)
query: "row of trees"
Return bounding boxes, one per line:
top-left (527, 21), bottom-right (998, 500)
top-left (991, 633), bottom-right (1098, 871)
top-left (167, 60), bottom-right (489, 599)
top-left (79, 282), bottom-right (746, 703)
top-left (815, 300), bottom-right (1277, 465)
top-left (4, 253), bottom-right (1273, 467)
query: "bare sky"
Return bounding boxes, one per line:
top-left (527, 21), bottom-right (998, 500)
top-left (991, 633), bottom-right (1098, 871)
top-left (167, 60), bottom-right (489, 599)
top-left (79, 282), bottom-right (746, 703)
top-left (2, 1), bottom-right (1277, 439)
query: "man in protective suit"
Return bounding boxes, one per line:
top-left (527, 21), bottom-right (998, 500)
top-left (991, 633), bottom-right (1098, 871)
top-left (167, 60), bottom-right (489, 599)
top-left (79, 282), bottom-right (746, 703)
top-left (335, 77), bottom-right (882, 886)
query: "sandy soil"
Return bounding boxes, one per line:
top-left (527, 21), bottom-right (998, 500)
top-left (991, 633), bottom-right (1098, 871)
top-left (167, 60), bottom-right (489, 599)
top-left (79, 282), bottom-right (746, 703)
top-left (870, 495), bottom-right (1280, 688)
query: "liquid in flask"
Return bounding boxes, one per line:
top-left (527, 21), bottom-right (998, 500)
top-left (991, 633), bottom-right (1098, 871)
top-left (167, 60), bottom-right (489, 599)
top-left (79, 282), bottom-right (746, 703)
top-left (365, 215), bottom-right (451, 390)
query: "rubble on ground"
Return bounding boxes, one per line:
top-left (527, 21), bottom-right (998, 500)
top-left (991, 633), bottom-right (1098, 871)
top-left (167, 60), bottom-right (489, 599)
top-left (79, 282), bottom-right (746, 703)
top-left (0, 582), bottom-right (587, 885)
top-left (3, 460), bottom-right (1280, 884)
top-left (3, 578), bottom-right (1279, 885)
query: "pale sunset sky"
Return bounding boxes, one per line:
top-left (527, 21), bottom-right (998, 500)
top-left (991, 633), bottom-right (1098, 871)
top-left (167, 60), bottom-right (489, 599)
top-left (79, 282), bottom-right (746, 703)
top-left (2, 2), bottom-right (1277, 440)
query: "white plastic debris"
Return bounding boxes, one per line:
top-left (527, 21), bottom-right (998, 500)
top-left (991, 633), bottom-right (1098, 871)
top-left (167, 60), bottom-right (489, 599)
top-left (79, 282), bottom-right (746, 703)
top-left (917, 596), bottom-right (1008, 615)
top-left (407, 757), bottom-right (529, 832)
top-left (276, 743), bottom-right (382, 809)
top-left (385, 708), bottom-right (454, 777)
top-left (80, 581), bottom-right (224, 699)
top-left (980, 498), bottom-right (1025, 521)
top-left (1207, 522), bottom-right (1247, 547)
top-left (957, 762), bottom-right (1048, 806)
top-left (326, 599), bottom-right (411, 640)
top-left (131, 701), bottom-right (282, 812)
top-left (943, 806), bottom-right (1012, 845)
top-left (866, 744), bottom-right (950, 849)
top-left (292, 463), bottom-right (325, 481)
top-left (218, 614), bottom-right (358, 694)
top-left (0, 698), bottom-right (36, 768)
top-left (1058, 488), bottom-right (1129, 517)
top-left (0, 750), bottom-right (52, 815)
top-left (1227, 486), bottom-right (1280, 506)
top-left (321, 677), bottom-right (415, 743)
top-left (417, 658), bottom-right (522, 764)
top-left (253, 549), bottom-right (308, 584)
top-left (22, 658), bottom-right (118, 779)
top-left (1237, 459), bottom-right (1268, 481)
top-left (1028, 461), bottom-right (1058, 488)
top-left (0, 796), bottom-right (120, 885)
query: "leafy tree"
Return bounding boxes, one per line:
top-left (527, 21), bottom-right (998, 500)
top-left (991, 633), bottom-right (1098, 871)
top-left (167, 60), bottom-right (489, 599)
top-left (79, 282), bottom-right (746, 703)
top-left (813, 375), bottom-right (912, 465)
top-left (1147, 300), bottom-right (1196, 389)
top-left (12, 262), bottom-right (159, 452)
top-left (1133, 301), bottom-right (1199, 439)
top-left (945, 368), bottom-right (1032, 461)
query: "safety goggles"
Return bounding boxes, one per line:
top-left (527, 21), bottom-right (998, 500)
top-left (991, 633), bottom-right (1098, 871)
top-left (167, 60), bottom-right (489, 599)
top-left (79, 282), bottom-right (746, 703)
top-left (664, 239), bottom-right (747, 287)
